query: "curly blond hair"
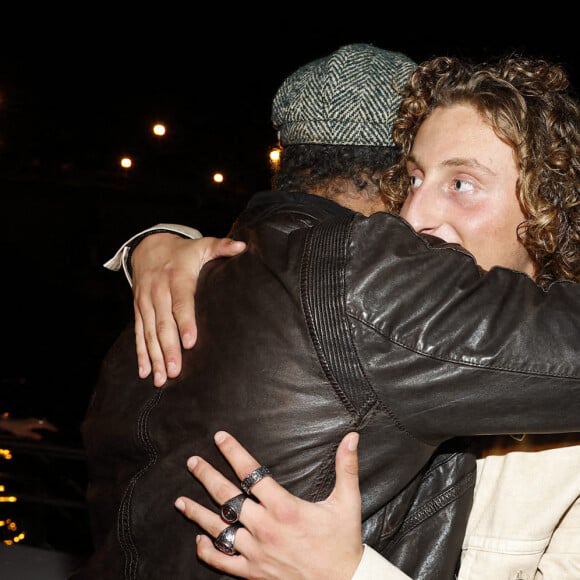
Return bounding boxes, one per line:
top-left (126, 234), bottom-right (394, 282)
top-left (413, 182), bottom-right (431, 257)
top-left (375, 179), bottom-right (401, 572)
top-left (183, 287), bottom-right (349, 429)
top-left (382, 55), bottom-right (580, 287)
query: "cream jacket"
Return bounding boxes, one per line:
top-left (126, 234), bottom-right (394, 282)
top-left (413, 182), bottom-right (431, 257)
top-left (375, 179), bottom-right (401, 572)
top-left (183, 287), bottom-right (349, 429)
top-left (354, 434), bottom-right (580, 580)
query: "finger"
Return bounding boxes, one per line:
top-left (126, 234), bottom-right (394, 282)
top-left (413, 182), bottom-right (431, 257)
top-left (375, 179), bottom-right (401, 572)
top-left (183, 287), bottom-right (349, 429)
top-left (186, 456), bottom-right (249, 507)
top-left (133, 281), bottom-right (168, 385)
top-left (176, 237), bottom-right (246, 350)
top-left (195, 534), bottom-right (252, 579)
top-left (175, 497), bottom-right (251, 578)
top-left (326, 432), bottom-right (362, 526)
top-left (134, 287), bottom-right (174, 387)
top-left (213, 432), bottom-right (264, 484)
top-left (36, 421), bottom-right (59, 432)
top-left (23, 432), bottom-right (43, 441)
top-left (186, 455), bottom-right (270, 543)
top-left (175, 496), bottom-right (229, 539)
top-left (166, 276), bottom-right (198, 351)
top-left (137, 309), bottom-right (167, 387)
top-left (148, 269), bottom-right (194, 376)
top-left (204, 238), bottom-right (247, 262)
top-left (331, 432), bottom-right (361, 500)
top-left (134, 311), bottom-right (152, 379)
top-left (175, 496), bottom-right (253, 577)
top-left (213, 432), bottom-right (291, 507)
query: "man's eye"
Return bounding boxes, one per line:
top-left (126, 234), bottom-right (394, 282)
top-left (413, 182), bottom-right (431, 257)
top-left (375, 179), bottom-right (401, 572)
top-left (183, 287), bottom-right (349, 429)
top-left (453, 179), bottom-right (474, 192)
top-left (410, 175), bottom-right (422, 188)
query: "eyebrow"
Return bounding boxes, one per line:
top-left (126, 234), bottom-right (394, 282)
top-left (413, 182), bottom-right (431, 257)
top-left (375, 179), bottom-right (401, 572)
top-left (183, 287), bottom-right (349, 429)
top-left (408, 154), bottom-right (498, 176)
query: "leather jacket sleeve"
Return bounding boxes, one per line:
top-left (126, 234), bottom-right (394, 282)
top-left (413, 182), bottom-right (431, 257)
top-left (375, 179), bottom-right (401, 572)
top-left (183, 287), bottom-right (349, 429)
top-left (308, 211), bottom-right (580, 442)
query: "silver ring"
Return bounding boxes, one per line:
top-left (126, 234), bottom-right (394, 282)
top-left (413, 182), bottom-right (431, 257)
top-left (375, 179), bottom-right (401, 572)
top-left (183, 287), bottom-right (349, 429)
top-left (240, 466), bottom-right (272, 495)
top-left (214, 522), bottom-right (242, 555)
top-left (221, 493), bottom-right (247, 524)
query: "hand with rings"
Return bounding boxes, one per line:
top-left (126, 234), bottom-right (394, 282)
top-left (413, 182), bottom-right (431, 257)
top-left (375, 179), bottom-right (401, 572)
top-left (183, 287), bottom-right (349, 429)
top-left (174, 430), bottom-right (364, 580)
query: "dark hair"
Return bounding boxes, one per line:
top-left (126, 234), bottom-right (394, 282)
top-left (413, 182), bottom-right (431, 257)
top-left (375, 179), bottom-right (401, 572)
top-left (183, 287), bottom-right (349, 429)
top-left (382, 55), bottom-right (580, 287)
top-left (272, 144), bottom-right (399, 203)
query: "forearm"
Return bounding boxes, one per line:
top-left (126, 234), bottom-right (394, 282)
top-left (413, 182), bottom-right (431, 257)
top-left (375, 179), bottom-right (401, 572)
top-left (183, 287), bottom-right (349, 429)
top-left (343, 212), bottom-right (580, 436)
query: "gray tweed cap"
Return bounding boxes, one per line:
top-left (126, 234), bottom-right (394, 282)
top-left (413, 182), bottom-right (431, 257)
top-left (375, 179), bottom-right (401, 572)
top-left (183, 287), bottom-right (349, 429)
top-left (272, 43), bottom-right (416, 147)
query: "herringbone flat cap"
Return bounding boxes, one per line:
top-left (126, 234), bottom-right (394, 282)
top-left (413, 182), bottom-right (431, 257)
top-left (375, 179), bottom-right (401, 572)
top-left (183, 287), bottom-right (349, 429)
top-left (272, 43), bottom-right (416, 147)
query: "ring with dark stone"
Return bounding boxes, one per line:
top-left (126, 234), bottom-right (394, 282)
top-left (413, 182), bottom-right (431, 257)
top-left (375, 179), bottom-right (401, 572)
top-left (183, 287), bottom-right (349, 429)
top-left (214, 522), bottom-right (242, 556)
top-left (220, 493), bottom-right (247, 524)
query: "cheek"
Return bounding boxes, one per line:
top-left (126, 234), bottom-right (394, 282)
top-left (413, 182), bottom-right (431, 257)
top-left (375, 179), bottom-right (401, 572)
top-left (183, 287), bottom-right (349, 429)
top-left (452, 218), bottom-right (487, 255)
top-left (450, 206), bottom-right (508, 260)
top-left (399, 197), bottom-right (412, 218)
top-left (466, 214), bottom-right (532, 272)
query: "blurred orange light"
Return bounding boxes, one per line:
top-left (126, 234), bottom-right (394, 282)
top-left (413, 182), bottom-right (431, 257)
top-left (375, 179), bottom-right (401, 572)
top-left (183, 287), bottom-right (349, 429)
top-left (152, 123), bottom-right (166, 136)
top-left (269, 147), bottom-right (281, 162)
top-left (269, 147), bottom-right (281, 171)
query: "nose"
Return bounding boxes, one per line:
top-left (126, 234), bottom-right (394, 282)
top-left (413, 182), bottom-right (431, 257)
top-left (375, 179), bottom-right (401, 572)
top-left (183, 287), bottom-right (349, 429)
top-left (400, 188), bottom-right (432, 234)
top-left (400, 188), bottom-right (458, 244)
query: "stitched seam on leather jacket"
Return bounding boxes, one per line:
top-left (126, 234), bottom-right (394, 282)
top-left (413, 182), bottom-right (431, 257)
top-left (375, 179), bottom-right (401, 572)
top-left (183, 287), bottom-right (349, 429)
top-left (302, 215), bottom-right (378, 419)
top-left (388, 461), bottom-right (475, 547)
top-left (302, 215), bottom-right (412, 442)
top-left (346, 311), bottom-right (577, 379)
top-left (117, 390), bottom-right (164, 579)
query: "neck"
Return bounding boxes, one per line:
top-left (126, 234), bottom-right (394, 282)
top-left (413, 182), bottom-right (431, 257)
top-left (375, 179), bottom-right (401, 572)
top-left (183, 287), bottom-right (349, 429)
top-left (308, 181), bottom-right (388, 216)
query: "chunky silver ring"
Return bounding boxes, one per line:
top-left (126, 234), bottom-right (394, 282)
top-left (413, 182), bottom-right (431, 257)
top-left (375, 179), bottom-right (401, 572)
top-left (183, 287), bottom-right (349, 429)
top-left (240, 466), bottom-right (272, 495)
top-left (214, 522), bottom-right (242, 555)
top-left (221, 493), bottom-right (247, 524)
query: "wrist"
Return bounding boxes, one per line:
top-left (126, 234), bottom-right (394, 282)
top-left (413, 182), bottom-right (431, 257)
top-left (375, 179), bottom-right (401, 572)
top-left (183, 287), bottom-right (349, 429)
top-left (127, 231), bottom-right (190, 279)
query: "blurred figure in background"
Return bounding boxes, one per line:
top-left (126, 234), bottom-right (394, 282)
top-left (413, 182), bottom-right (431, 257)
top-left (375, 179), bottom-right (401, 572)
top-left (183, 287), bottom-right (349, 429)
top-left (0, 412), bottom-right (58, 441)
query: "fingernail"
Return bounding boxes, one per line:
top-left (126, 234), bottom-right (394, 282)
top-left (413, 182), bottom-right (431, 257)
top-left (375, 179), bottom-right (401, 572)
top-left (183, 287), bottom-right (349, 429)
top-left (167, 361), bottom-right (178, 376)
top-left (348, 432), bottom-right (359, 451)
top-left (187, 456), bottom-right (199, 470)
top-left (214, 431), bottom-right (226, 444)
top-left (175, 498), bottom-right (185, 511)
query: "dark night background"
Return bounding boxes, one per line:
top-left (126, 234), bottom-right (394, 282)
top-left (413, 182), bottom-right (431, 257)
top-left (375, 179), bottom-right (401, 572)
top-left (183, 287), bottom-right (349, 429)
top-left (0, 13), bottom-right (577, 564)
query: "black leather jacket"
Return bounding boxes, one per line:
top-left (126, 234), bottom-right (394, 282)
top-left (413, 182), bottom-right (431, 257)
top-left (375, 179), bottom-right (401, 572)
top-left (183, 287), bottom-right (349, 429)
top-left (76, 191), bottom-right (580, 580)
